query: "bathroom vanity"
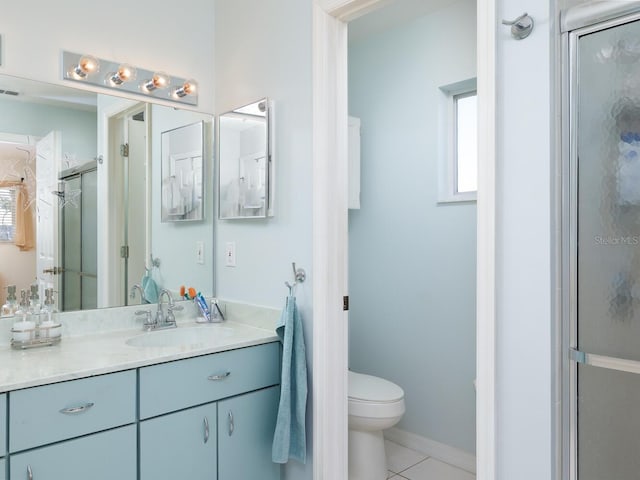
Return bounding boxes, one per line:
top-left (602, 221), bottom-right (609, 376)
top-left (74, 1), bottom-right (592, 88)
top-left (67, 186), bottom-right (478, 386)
top-left (0, 314), bottom-right (281, 480)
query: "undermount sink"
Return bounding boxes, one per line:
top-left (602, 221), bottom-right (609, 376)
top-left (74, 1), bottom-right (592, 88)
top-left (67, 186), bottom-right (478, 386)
top-left (125, 325), bottom-right (234, 348)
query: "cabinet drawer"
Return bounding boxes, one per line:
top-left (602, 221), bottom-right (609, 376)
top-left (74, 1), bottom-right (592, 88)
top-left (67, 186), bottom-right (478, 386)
top-left (10, 425), bottom-right (136, 480)
top-left (0, 394), bottom-right (5, 456)
top-left (140, 342), bottom-right (280, 419)
top-left (9, 370), bottom-right (136, 452)
top-left (0, 458), bottom-right (4, 480)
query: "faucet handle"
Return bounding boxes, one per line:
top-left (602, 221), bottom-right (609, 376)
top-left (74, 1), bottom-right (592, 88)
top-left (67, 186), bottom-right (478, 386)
top-left (135, 309), bottom-right (154, 327)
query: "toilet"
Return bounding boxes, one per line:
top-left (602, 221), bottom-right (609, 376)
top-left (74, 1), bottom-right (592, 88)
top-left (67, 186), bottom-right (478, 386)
top-left (348, 371), bottom-right (405, 480)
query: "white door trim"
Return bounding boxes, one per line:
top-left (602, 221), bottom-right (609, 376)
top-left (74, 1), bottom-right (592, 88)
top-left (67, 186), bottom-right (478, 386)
top-left (476, 0), bottom-right (497, 478)
top-left (312, 3), bottom-right (350, 479)
top-left (311, 1), bottom-right (497, 478)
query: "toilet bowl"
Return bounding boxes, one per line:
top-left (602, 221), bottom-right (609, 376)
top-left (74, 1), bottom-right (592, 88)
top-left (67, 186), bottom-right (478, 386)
top-left (348, 371), bottom-right (405, 480)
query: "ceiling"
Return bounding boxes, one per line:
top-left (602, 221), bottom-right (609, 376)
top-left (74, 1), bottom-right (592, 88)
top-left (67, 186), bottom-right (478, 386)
top-left (0, 75), bottom-right (96, 112)
top-left (348, 0), bottom-right (460, 43)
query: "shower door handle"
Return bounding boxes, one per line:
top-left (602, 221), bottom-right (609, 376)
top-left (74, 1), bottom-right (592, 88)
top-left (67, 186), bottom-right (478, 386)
top-left (42, 266), bottom-right (65, 275)
top-left (569, 348), bottom-right (640, 375)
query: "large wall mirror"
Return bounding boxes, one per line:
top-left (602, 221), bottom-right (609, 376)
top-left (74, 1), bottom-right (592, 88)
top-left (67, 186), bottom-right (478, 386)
top-left (0, 74), bottom-right (214, 314)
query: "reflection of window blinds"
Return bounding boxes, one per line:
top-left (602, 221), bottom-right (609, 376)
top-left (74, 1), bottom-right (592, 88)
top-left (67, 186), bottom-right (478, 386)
top-left (0, 188), bottom-right (16, 241)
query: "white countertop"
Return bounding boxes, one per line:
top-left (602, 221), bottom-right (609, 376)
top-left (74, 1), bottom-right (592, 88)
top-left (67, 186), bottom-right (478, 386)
top-left (0, 320), bottom-right (279, 393)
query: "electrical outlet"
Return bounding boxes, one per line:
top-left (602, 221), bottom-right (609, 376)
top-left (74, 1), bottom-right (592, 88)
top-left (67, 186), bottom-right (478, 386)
top-left (195, 241), bottom-right (204, 265)
top-left (225, 242), bottom-right (236, 267)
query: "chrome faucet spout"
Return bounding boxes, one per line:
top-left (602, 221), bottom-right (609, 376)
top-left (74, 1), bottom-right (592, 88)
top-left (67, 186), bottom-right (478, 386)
top-left (155, 289), bottom-right (177, 329)
top-left (130, 284), bottom-right (146, 305)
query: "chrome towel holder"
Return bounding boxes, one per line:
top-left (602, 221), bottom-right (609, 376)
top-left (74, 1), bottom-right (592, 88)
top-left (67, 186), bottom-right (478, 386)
top-left (502, 12), bottom-right (534, 40)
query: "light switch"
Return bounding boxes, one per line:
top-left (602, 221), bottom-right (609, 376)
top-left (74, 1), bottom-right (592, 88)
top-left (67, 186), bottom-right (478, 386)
top-left (196, 241), bottom-right (204, 265)
top-left (225, 242), bottom-right (236, 267)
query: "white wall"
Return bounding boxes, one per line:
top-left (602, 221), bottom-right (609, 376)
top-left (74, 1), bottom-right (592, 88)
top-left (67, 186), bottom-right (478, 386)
top-left (348, 0), bottom-right (477, 454)
top-left (0, 0), bottom-right (215, 113)
top-left (214, 0), bottom-right (314, 478)
top-left (495, 0), bottom-right (557, 479)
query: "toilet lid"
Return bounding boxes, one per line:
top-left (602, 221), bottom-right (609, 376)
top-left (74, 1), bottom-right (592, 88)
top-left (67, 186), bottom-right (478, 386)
top-left (348, 371), bottom-right (404, 403)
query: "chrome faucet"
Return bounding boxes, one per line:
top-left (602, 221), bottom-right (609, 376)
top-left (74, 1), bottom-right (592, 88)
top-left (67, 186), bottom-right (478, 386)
top-left (155, 289), bottom-right (181, 329)
top-left (130, 284), bottom-right (147, 305)
top-left (135, 289), bottom-right (182, 331)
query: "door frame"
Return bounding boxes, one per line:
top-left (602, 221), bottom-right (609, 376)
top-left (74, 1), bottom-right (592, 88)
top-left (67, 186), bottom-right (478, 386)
top-left (311, 1), bottom-right (497, 479)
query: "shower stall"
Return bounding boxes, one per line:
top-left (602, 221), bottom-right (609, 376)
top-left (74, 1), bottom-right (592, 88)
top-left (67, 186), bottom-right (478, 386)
top-left (563, 4), bottom-right (640, 479)
top-left (59, 162), bottom-right (97, 311)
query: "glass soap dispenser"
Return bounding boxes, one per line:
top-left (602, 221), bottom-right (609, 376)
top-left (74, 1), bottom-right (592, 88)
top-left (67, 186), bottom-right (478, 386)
top-left (40, 288), bottom-right (61, 339)
top-left (12, 290), bottom-right (35, 343)
top-left (29, 283), bottom-right (42, 326)
top-left (2, 285), bottom-right (18, 316)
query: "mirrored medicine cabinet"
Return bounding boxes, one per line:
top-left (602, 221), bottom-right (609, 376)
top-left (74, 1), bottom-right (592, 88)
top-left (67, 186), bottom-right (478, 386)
top-left (218, 98), bottom-right (273, 219)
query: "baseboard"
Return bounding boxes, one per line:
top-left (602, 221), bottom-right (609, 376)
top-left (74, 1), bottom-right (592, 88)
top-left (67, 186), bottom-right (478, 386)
top-left (384, 427), bottom-right (476, 474)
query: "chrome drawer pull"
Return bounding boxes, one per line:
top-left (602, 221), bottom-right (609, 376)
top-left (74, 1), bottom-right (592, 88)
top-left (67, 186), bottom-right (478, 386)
top-left (59, 402), bottom-right (95, 414)
top-left (204, 416), bottom-right (210, 444)
top-left (27, 465), bottom-right (33, 480)
top-left (228, 410), bottom-right (234, 436)
top-left (208, 371), bottom-right (231, 381)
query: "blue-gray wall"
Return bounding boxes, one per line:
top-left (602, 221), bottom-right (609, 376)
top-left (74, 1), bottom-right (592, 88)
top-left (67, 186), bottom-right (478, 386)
top-left (348, 0), bottom-right (477, 454)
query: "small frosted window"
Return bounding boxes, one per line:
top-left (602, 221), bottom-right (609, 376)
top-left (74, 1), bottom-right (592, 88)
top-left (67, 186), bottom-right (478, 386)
top-left (455, 92), bottom-right (478, 194)
top-left (0, 187), bottom-right (15, 242)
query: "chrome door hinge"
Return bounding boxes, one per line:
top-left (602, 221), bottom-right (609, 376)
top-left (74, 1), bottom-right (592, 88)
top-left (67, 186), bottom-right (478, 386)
top-left (120, 245), bottom-right (129, 259)
top-left (120, 143), bottom-right (129, 157)
top-left (343, 296), bottom-right (349, 311)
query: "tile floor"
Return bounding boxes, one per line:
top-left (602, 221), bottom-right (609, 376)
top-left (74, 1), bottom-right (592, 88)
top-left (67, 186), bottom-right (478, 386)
top-left (385, 440), bottom-right (475, 480)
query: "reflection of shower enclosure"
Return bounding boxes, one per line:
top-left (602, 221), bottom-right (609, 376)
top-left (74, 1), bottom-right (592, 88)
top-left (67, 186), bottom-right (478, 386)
top-left (60, 163), bottom-right (97, 311)
top-left (564, 10), bottom-right (640, 480)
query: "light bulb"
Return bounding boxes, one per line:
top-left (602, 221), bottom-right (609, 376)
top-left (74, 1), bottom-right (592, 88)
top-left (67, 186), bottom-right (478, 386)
top-left (173, 79), bottom-right (198, 98)
top-left (107, 64), bottom-right (137, 86)
top-left (141, 72), bottom-right (171, 92)
top-left (70, 54), bottom-right (100, 80)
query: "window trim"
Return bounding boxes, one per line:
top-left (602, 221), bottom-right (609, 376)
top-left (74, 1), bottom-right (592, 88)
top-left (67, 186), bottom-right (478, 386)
top-left (438, 77), bottom-right (478, 204)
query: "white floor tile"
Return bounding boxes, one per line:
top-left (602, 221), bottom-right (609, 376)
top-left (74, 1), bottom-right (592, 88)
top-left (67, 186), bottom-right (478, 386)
top-left (385, 440), bottom-right (428, 473)
top-left (402, 458), bottom-right (475, 480)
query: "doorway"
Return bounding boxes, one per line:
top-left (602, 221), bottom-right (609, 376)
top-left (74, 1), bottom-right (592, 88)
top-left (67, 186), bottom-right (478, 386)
top-left (347, 1), bottom-right (477, 477)
top-left (103, 103), bottom-right (150, 307)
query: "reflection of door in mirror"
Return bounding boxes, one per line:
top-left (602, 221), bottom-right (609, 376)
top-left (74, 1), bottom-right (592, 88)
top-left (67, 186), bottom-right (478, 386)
top-left (36, 131), bottom-right (61, 302)
top-left (105, 103), bottom-right (149, 308)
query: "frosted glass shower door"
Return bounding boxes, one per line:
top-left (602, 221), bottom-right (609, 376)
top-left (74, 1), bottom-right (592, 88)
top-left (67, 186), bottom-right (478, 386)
top-left (571, 17), bottom-right (640, 480)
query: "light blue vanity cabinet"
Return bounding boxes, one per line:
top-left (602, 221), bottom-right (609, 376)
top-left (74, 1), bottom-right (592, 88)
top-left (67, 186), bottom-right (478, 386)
top-left (218, 385), bottom-right (281, 480)
top-left (9, 425), bottom-right (136, 480)
top-left (0, 459), bottom-right (5, 480)
top-left (140, 403), bottom-right (217, 480)
top-left (0, 394), bottom-right (6, 457)
top-left (139, 343), bottom-right (282, 480)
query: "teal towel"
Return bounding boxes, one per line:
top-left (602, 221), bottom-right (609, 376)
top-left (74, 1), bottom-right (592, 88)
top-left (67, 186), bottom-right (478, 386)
top-left (141, 271), bottom-right (158, 304)
top-left (272, 296), bottom-right (308, 464)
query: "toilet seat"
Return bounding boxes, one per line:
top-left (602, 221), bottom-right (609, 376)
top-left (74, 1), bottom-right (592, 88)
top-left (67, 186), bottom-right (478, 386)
top-left (348, 371), bottom-right (405, 419)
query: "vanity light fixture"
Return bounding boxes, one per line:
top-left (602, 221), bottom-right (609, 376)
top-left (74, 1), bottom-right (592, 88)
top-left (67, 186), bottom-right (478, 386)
top-left (69, 54), bottom-right (100, 80)
top-left (106, 63), bottom-right (137, 86)
top-left (62, 51), bottom-right (198, 106)
top-left (172, 79), bottom-right (198, 98)
top-left (141, 72), bottom-right (171, 92)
